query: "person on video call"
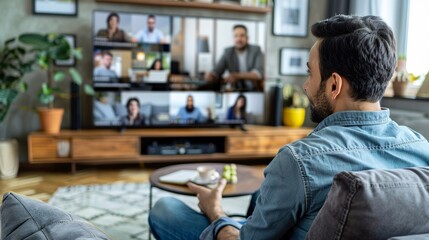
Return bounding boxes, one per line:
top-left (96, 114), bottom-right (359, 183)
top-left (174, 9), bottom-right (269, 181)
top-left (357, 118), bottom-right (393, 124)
top-left (149, 15), bottom-right (429, 239)
top-left (226, 94), bottom-right (246, 122)
top-left (150, 59), bottom-right (163, 71)
top-left (135, 15), bottom-right (166, 44)
top-left (96, 12), bottom-right (135, 42)
top-left (93, 51), bottom-right (118, 81)
top-left (204, 24), bottom-right (264, 91)
top-left (120, 98), bottom-right (146, 126)
top-left (176, 95), bottom-right (210, 123)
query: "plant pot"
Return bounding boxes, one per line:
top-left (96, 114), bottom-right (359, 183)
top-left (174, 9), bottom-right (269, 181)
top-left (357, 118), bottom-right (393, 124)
top-left (392, 81), bottom-right (408, 97)
top-left (0, 139), bottom-right (19, 179)
top-left (283, 107), bottom-right (305, 128)
top-left (38, 108), bottom-right (64, 134)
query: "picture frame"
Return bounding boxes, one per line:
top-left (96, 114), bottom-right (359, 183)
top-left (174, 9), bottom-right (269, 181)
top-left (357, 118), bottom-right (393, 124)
top-left (33, 0), bottom-right (78, 16)
top-left (55, 34), bottom-right (76, 67)
top-left (273, 0), bottom-right (309, 37)
top-left (279, 48), bottom-right (310, 76)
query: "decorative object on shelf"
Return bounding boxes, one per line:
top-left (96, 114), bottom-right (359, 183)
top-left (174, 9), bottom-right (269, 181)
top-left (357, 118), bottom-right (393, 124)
top-left (279, 48), bottom-right (310, 76)
top-left (273, 0), bottom-right (309, 37)
top-left (282, 83), bottom-right (309, 127)
top-left (417, 72), bottom-right (429, 98)
top-left (0, 139), bottom-right (19, 179)
top-left (33, 0), bottom-right (78, 16)
top-left (19, 33), bottom-right (94, 134)
top-left (390, 56), bottom-right (419, 98)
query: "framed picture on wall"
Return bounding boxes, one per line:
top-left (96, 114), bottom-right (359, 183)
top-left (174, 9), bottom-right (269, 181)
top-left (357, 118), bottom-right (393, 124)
top-left (279, 48), bottom-right (309, 76)
top-left (55, 34), bottom-right (76, 67)
top-left (273, 0), bottom-right (309, 37)
top-left (33, 0), bottom-right (78, 16)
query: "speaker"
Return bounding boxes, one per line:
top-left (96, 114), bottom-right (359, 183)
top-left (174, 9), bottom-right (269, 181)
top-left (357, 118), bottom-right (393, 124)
top-left (70, 82), bottom-right (81, 130)
top-left (268, 85), bottom-right (283, 126)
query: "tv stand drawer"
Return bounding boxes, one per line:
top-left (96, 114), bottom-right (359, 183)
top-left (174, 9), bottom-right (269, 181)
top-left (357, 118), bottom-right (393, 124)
top-left (72, 137), bottom-right (139, 159)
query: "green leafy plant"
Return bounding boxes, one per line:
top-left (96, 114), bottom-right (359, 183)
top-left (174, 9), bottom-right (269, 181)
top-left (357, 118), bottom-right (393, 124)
top-left (283, 83), bottom-right (309, 108)
top-left (0, 37), bottom-right (35, 123)
top-left (18, 33), bottom-right (94, 108)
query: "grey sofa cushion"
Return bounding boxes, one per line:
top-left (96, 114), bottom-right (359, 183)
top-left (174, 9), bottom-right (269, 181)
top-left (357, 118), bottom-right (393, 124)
top-left (1, 192), bottom-right (110, 240)
top-left (388, 233), bottom-right (429, 240)
top-left (306, 167), bottom-right (429, 240)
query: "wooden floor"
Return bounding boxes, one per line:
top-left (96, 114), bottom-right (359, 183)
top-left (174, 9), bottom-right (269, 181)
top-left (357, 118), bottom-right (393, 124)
top-left (0, 163), bottom-right (266, 203)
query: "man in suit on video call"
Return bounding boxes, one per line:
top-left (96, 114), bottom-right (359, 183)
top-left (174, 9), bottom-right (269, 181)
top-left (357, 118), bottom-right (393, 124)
top-left (204, 24), bottom-right (264, 91)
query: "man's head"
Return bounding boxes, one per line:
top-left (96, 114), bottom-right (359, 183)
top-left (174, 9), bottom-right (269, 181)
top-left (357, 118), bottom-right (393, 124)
top-left (147, 15), bottom-right (156, 32)
top-left (186, 95), bottom-right (194, 112)
top-left (107, 12), bottom-right (119, 30)
top-left (100, 51), bottom-right (113, 69)
top-left (233, 25), bottom-right (248, 51)
top-left (304, 15), bottom-right (396, 123)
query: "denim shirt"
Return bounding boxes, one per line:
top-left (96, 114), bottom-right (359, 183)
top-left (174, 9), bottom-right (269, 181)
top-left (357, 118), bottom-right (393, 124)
top-left (200, 109), bottom-right (429, 240)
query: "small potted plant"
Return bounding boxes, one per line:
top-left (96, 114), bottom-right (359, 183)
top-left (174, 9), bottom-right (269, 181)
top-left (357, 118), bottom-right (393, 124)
top-left (18, 33), bottom-right (94, 133)
top-left (282, 83), bottom-right (309, 127)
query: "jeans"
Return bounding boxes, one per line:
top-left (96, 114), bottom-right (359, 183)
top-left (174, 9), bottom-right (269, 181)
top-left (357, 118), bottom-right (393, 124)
top-left (148, 190), bottom-right (259, 240)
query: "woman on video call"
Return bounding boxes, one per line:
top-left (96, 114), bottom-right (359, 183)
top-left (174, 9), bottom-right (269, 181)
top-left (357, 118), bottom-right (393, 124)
top-left (227, 94), bottom-right (247, 122)
top-left (96, 12), bottom-right (136, 42)
top-left (120, 98), bottom-right (146, 126)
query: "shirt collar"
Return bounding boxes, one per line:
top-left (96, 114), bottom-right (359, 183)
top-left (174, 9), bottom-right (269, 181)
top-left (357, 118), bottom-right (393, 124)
top-left (313, 108), bottom-right (391, 132)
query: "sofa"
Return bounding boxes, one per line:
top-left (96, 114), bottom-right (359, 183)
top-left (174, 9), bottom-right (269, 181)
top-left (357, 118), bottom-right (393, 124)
top-left (2, 167), bottom-right (429, 239)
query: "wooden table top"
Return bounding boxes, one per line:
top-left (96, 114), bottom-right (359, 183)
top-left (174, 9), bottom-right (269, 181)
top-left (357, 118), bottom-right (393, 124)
top-left (150, 163), bottom-right (264, 197)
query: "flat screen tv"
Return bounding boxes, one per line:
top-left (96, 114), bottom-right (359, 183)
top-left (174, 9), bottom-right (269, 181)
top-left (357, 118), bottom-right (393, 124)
top-left (92, 10), bottom-right (266, 128)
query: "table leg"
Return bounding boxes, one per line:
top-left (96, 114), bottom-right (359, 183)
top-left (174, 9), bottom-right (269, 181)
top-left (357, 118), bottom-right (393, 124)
top-left (148, 184), bottom-right (153, 240)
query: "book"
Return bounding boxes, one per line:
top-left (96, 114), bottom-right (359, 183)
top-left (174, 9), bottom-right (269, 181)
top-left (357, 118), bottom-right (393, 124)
top-left (159, 170), bottom-right (199, 185)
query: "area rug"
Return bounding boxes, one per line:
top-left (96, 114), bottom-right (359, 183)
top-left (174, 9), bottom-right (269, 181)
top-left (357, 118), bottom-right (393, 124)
top-left (49, 183), bottom-right (251, 240)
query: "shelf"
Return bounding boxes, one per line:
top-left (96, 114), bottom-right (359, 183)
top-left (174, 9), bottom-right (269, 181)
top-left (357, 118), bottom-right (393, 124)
top-left (95, 0), bottom-right (271, 14)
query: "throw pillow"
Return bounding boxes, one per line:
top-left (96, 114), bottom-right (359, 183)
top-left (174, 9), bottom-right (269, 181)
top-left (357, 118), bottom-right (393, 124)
top-left (306, 167), bottom-right (429, 240)
top-left (1, 192), bottom-right (110, 240)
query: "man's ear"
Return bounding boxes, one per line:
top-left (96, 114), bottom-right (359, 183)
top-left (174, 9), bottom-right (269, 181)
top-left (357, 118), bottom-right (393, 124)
top-left (329, 73), bottom-right (343, 100)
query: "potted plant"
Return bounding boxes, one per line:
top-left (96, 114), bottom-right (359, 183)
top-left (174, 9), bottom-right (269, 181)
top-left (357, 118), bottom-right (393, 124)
top-left (18, 33), bottom-right (93, 133)
top-left (282, 83), bottom-right (309, 127)
top-left (0, 37), bottom-right (34, 179)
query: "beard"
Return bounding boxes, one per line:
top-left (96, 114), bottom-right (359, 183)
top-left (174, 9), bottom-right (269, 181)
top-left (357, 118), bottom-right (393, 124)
top-left (309, 85), bottom-right (333, 123)
top-left (186, 106), bottom-right (194, 113)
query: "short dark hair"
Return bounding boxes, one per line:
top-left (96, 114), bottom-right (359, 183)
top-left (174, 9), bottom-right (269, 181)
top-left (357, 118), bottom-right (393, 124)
top-left (233, 24), bottom-right (248, 34)
top-left (107, 12), bottom-right (119, 25)
top-left (148, 14), bottom-right (156, 20)
top-left (101, 51), bottom-right (113, 58)
top-left (311, 15), bottom-right (396, 102)
top-left (126, 97), bottom-right (140, 109)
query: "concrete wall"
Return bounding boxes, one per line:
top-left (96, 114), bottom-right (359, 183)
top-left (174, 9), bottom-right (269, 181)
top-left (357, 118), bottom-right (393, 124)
top-left (0, 0), bottom-right (327, 162)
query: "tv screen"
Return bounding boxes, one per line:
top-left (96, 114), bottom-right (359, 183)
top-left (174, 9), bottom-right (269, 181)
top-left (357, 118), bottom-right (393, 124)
top-left (92, 10), bottom-right (266, 128)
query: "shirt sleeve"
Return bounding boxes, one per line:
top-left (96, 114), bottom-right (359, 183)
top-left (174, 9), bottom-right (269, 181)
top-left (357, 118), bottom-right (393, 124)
top-left (199, 217), bottom-right (242, 240)
top-left (250, 47), bottom-right (264, 79)
top-left (240, 147), bottom-right (307, 239)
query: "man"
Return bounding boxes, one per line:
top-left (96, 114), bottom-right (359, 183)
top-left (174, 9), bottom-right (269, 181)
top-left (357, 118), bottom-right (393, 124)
top-left (149, 15), bottom-right (429, 239)
top-left (176, 95), bottom-right (209, 124)
top-left (135, 15), bottom-right (165, 44)
top-left (93, 51), bottom-right (117, 82)
top-left (205, 25), bottom-right (264, 91)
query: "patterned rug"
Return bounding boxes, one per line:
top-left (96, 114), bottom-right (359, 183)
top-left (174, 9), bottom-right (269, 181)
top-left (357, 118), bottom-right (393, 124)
top-left (49, 183), bottom-right (250, 240)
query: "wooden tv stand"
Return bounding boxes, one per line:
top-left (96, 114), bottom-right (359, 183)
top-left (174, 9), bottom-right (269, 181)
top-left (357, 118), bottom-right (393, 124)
top-left (28, 125), bottom-right (312, 172)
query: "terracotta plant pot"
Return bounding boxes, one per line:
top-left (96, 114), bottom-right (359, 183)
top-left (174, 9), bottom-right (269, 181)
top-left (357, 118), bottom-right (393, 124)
top-left (38, 108), bottom-right (64, 134)
top-left (283, 107), bottom-right (305, 127)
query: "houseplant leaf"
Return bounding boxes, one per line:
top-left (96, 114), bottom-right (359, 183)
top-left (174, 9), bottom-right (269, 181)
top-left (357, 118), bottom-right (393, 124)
top-left (69, 68), bottom-right (82, 85)
top-left (84, 84), bottom-right (95, 95)
top-left (19, 33), bottom-right (50, 50)
top-left (54, 71), bottom-right (65, 82)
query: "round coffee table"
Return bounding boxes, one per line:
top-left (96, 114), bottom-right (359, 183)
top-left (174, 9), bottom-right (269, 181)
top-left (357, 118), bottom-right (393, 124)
top-left (149, 163), bottom-right (264, 207)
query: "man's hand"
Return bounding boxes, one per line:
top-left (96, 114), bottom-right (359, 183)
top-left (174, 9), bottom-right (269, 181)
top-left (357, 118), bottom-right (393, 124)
top-left (187, 178), bottom-right (228, 222)
top-left (224, 73), bottom-right (238, 84)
